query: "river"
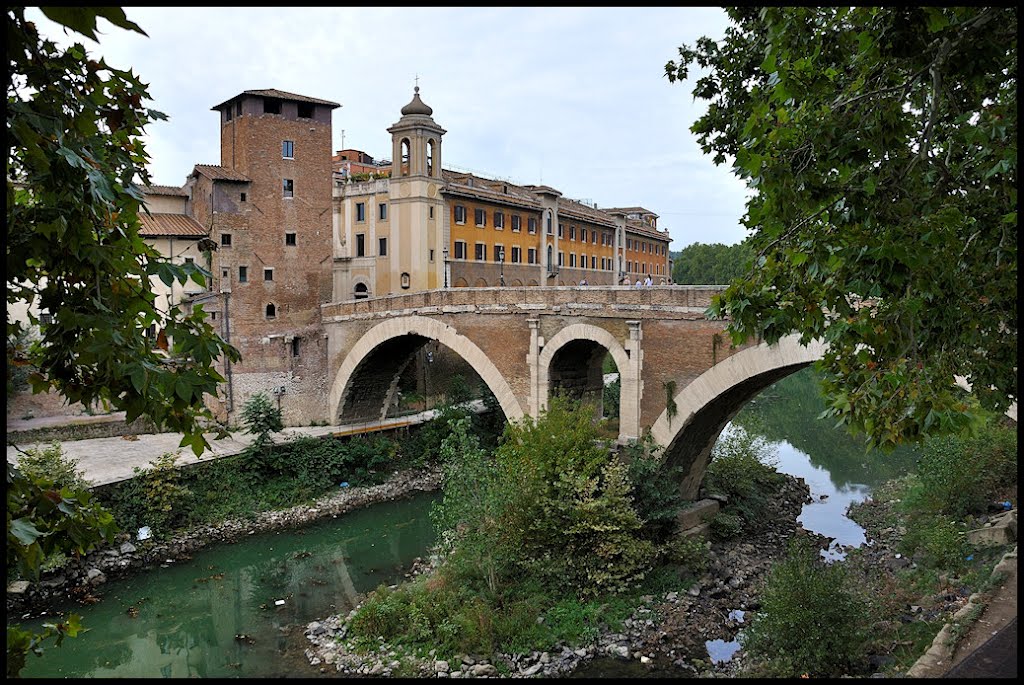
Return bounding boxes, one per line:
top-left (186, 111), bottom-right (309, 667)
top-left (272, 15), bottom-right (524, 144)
top-left (21, 368), bottom-right (917, 678)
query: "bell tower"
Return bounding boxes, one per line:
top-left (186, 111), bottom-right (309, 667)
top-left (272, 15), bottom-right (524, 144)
top-left (386, 86), bottom-right (447, 291)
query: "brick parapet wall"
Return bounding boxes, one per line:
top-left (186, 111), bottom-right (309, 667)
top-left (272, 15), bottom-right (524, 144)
top-left (322, 286), bottom-right (726, 321)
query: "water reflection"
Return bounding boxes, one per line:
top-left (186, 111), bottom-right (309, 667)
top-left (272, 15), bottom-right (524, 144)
top-left (21, 491), bottom-right (439, 679)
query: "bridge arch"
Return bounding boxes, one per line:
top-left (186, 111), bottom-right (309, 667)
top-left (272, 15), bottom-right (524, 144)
top-left (650, 335), bottom-right (827, 499)
top-left (328, 315), bottom-right (525, 425)
top-left (537, 323), bottom-right (638, 441)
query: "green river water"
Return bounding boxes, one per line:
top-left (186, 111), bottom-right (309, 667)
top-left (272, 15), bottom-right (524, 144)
top-left (21, 368), bottom-right (917, 678)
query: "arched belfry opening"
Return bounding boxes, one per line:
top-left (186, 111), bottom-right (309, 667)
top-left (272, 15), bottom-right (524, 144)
top-left (388, 86), bottom-right (446, 180)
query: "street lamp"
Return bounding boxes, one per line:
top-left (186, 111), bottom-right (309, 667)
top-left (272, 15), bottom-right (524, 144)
top-left (499, 247), bottom-right (506, 287)
top-left (442, 247), bottom-right (449, 288)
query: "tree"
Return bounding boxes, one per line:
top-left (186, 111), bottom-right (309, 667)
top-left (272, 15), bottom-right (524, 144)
top-left (671, 240), bottom-right (754, 284)
top-left (666, 7), bottom-right (1016, 449)
top-left (6, 7), bottom-right (241, 457)
top-left (6, 6), bottom-right (239, 674)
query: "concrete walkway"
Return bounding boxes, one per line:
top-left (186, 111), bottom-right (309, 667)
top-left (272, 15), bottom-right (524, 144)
top-left (6, 406), bottom-right (466, 487)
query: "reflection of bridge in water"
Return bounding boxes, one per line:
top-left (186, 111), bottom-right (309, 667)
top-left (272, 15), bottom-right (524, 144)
top-left (324, 286), bottom-right (829, 499)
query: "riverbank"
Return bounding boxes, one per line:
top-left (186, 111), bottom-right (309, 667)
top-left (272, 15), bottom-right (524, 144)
top-left (7, 465), bottom-right (443, 619)
top-left (303, 472), bottom-right (816, 678)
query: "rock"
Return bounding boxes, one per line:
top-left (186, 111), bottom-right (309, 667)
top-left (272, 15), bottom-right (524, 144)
top-left (435, 660), bottom-right (450, 673)
top-left (39, 575), bottom-right (66, 589)
top-left (120, 542), bottom-right (137, 554)
top-left (688, 585), bottom-right (701, 597)
top-left (522, 663), bottom-right (542, 676)
top-left (7, 580), bottom-right (31, 594)
top-left (86, 568), bottom-right (106, 585)
top-left (469, 663), bottom-right (497, 677)
top-left (574, 648), bottom-right (587, 658)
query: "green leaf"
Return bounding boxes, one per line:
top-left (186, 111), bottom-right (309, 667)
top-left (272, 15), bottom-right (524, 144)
top-left (10, 518), bottom-right (44, 546)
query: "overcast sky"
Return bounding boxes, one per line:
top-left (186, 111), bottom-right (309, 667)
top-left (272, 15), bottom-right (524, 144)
top-left (27, 7), bottom-right (751, 249)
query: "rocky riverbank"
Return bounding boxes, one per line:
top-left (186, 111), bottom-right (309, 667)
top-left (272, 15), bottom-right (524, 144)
top-left (7, 466), bottom-right (443, 619)
top-left (303, 473), bottom-right (817, 678)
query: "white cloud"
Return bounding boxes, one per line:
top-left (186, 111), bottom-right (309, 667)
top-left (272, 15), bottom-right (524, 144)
top-left (24, 6), bottom-right (749, 248)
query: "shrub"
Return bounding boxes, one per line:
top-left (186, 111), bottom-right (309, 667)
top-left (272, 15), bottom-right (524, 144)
top-left (905, 422), bottom-right (1017, 518)
top-left (704, 426), bottom-right (784, 536)
top-left (899, 515), bottom-right (969, 570)
top-left (16, 441), bottom-right (90, 491)
top-left (664, 534), bottom-right (709, 574)
top-left (109, 452), bottom-right (193, 535)
top-left (240, 392), bottom-right (283, 458)
top-left (710, 511), bottom-right (743, 540)
top-left (622, 435), bottom-right (686, 541)
top-left (742, 539), bottom-right (870, 677)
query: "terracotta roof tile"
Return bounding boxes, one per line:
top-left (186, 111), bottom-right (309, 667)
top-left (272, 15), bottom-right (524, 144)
top-left (138, 213), bottom-right (207, 237)
top-left (211, 89), bottom-right (340, 110)
top-left (192, 164), bottom-right (250, 182)
top-left (141, 184), bottom-right (188, 197)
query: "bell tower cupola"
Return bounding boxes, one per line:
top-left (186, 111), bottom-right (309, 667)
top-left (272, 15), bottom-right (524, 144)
top-left (388, 86), bottom-right (445, 178)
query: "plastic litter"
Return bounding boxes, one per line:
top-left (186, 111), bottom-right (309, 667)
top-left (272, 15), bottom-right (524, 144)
top-left (339, 482), bottom-right (350, 488)
top-left (275, 599), bottom-right (285, 606)
top-left (1003, 501), bottom-right (1012, 510)
top-left (137, 526), bottom-right (152, 541)
top-left (965, 554), bottom-right (974, 561)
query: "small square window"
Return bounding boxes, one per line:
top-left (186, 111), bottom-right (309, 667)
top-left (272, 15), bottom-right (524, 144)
top-left (264, 268), bottom-right (274, 282)
top-left (221, 233), bottom-right (232, 247)
top-left (297, 102), bottom-right (314, 119)
top-left (239, 266), bottom-right (248, 283)
top-left (282, 140), bottom-right (294, 158)
top-left (264, 98), bottom-right (281, 114)
top-left (283, 179), bottom-right (294, 198)
top-left (285, 232), bottom-right (296, 246)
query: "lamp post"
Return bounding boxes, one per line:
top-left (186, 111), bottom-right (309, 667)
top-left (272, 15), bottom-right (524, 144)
top-left (499, 247), bottom-right (505, 287)
top-left (442, 247), bottom-right (449, 289)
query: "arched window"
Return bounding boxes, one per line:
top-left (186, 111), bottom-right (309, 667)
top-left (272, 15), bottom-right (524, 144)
top-left (354, 282), bottom-right (369, 300)
top-left (400, 139), bottom-right (410, 176)
top-left (265, 303), bottom-right (276, 319)
top-left (426, 139), bottom-right (435, 177)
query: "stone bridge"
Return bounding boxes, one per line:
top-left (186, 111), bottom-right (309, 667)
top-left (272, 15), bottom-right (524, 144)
top-left (322, 286), bottom-right (826, 498)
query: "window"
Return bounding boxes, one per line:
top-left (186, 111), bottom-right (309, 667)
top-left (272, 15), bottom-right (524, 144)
top-left (185, 257), bottom-right (194, 265)
top-left (225, 106), bottom-right (232, 122)
top-left (642, 242), bottom-right (647, 253)
top-left (285, 232), bottom-right (296, 246)
top-left (494, 245), bottom-right (504, 262)
top-left (455, 205), bottom-right (467, 224)
top-left (454, 240), bottom-right (467, 259)
top-left (297, 102), bottom-right (314, 119)
top-left (221, 233), bottom-right (232, 247)
top-left (591, 255), bottom-right (597, 269)
top-left (356, 233), bottom-right (365, 257)
top-left (282, 140), bottom-right (294, 159)
top-left (474, 208), bottom-right (486, 227)
top-left (569, 225), bottom-right (576, 241)
top-left (511, 215), bottom-right (521, 232)
top-left (592, 230), bottom-right (598, 244)
top-left (266, 303), bottom-right (276, 318)
top-left (240, 192), bottom-right (246, 202)
top-left (222, 269), bottom-right (228, 279)
top-left (475, 243), bottom-right (486, 261)
top-left (528, 217), bottom-right (538, 234)
top-left (511, 246), bottom-right (522, 263)
top-left (558, 251), bottom-right (564, 267)
top-left (528, 247), bottom-right (537, 264)
top-left (580, 227), bottom-right (586, 242)
top-left (264, 267), bottom-right (273, 282)
top-left (557, 223), bottom-right (564, 238)
top-left (379, 237), bottom-right (387, 256)
top-left (356, 202), bottom-right (365, 222)
top-left (264, 97), bottom-right (281, 114)
top-left (494, 211), bottom-right (504, 229)
top-left (236, 101), bottom-right (242, 117)
top-left (292, 337), bottom-right (300, 357)
top-left (379, 203), bottom-right (387, 220)
top-left (238, 266), bottom-right (248, 282)
top-left (429, 206), bottom-right (434, 219)
top-left (546, 214), bottom-right (552, 234)
top-left (283, 179), bottom-right (294, 198)
top-left (354, 283), bottom-right (369, 300)
top-left (429, 249), bottom-right (434, 262)
top-left (569, 253), bottom-right (576, 268)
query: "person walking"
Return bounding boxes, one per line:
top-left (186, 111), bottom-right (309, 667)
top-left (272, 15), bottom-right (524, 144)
top-left (634, 278), bottom-right (642, 289)
top-left (644, 274), bottom-right (653, 288)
